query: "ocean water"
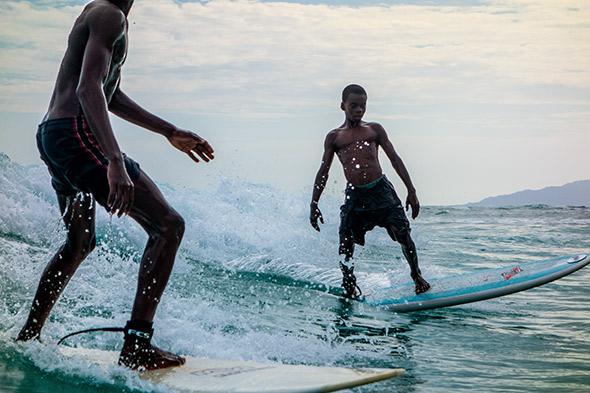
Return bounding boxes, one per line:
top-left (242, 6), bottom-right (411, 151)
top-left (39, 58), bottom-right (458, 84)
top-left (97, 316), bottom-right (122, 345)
top-left (1, 152), bottom-right (589, 393)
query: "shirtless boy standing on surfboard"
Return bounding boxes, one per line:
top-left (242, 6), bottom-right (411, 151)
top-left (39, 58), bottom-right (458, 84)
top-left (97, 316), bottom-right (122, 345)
top-left (309, 84), bottom-right (430, 298)
top-left (16, 0), bottom-right (214, 370)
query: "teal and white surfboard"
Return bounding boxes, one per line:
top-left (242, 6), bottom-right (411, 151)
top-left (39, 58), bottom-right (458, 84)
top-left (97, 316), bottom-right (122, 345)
top-left (363, 254), bottom-right (590, 312)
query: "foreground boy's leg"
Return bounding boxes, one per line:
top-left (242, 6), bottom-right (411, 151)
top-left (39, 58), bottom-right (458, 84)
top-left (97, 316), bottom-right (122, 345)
top-left (386, 226), bottom-right (430, 294)
top-left (114, 171), bottom-right (186, 370)
top-left (17, 193), bottom-right (96, 341)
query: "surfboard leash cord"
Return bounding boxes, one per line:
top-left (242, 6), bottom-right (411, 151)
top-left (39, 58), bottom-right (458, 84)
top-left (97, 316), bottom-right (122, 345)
top-left (57, 327), bottom-right (125, 346)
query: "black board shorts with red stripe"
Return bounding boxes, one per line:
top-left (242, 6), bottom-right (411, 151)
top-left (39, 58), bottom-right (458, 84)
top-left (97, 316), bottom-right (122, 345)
top-left (36, 116), bottom-right (141, 205)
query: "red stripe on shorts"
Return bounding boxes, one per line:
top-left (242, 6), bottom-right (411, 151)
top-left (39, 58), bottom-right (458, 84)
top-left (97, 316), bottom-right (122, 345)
top-left (71, 117), bottom-right (105, 167)
top-left (81, 117), bottom-right (108, 163)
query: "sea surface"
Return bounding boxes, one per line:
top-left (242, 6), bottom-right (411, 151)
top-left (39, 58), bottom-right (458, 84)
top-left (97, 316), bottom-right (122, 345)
top-left (1, 153), bottom-right (589, 393)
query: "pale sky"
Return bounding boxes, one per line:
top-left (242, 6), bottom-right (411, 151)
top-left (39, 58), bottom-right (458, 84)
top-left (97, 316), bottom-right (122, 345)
top-left (1, 0), bottom-right (589, 205)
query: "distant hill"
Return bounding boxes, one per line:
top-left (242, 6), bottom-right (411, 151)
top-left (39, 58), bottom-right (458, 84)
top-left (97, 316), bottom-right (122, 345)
top-left (470, 180), bottom-right (590, 207)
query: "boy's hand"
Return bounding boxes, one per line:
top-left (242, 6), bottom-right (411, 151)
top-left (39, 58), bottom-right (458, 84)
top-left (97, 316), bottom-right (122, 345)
top-left (168, 128), bottom-right (215, 163)
top-left (107, 159), bottom-right (134, 217)
top-left (310, 204), bottom-right (324, 231)
top-left (406, 191), bottom-right (420, 219)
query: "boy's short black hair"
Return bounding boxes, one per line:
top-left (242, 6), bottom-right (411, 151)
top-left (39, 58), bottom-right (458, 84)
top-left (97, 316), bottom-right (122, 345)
top-left (342, 84), bottom-right (367, 101)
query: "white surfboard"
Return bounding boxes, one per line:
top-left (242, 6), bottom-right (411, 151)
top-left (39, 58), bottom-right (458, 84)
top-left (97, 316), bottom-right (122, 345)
top-left (363, 254), bottom-right (590, 312)
top-left (59, 347), bottom-right (404, 393)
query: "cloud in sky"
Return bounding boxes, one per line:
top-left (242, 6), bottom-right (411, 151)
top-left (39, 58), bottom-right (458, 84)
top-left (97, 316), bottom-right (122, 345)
top-left (0, 0), bottom-right (589, 204)
top-left (2, 0), bottom-right (589, 113)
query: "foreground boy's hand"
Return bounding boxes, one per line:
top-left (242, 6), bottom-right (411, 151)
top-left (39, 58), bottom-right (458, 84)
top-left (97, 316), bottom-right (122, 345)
top-left (310, 204), bottom-right (324, 231)
top-left (406, 191), bottom-right (420, 219)
top-left (168, 128), bottom-right (215, 164)
top-left (107, 159), bottom-right (134, 217)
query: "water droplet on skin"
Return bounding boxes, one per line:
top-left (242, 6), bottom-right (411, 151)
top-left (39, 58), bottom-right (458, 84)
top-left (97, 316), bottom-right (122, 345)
top-left (355, 164), bottom-right (360, 169)
top-left (85, 229), bottom-right (89, 233)
top-left (57, 271), bottom-right (62, 276)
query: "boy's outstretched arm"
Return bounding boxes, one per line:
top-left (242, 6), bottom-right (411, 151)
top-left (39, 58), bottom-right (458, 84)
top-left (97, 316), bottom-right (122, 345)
top-left (310, 132), bottom-right (337, 231)
top-left (109, 88), bottom-right (214, 164)
top-left (373, 124), bottom-right (420, 219)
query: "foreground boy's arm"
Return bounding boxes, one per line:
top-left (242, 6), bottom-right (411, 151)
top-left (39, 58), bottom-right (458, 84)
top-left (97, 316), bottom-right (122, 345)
top-left (374, 124), bottom-right (420, 219)
top-left (310, 132), bottom-right (337, 231)
top-left (109, 88), bottom-right (214, 164)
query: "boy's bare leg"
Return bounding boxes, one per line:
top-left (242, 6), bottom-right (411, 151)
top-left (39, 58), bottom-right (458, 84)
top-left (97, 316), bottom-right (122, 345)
top-left (109, 171), bottom-right (186, 370)
top-left (339, 237), bottom-right (361, 298)
top-left (19, 170), bottom-right (185, 370)
top-left (386, 226), bottom-right (430, 294)
top-left (124, 171), bottom-right (184, 323)
top-left (17, 193), bottom-right (96, 341)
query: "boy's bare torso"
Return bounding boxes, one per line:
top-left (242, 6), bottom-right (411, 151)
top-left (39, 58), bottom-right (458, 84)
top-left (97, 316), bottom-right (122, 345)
top-left (331, 122), bottom-right (384, 186)
top-left (45, 0), bottom-right (127, 121)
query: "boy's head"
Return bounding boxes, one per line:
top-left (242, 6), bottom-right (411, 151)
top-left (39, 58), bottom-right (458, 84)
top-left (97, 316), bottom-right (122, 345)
top-left (342, 84), bottom-right (366, 102)
top-left (341, 84), bottom-right (367, 125)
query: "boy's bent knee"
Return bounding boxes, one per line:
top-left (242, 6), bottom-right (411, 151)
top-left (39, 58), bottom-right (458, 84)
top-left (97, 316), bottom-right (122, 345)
top-left (161, 210), bottom-right (185, 240)
top-left (391, 226), bottom-right (412, 246)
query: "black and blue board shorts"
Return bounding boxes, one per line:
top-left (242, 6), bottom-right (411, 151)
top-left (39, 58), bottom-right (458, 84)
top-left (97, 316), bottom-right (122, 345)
top-left (339, 175), bottom-right (410, 256)
top-left (36, 116), bottom-right (141, 206)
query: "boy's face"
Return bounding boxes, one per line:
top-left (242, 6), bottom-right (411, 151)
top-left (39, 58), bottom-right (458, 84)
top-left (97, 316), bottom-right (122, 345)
top-left (341, 93), bottom-right (367, 124)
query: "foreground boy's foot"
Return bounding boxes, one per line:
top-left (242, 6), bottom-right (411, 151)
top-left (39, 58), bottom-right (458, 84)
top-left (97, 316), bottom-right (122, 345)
top-left (119, 343), bottom-right (185, 371)
top-left (16, 324), bottom-right (41, 342)
top-left (118, 321), bottom-right (185, 371)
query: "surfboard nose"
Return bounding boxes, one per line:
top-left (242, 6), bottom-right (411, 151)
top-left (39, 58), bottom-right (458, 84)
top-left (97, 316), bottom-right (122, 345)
top-left (567, 254), bottom-right (587, 264)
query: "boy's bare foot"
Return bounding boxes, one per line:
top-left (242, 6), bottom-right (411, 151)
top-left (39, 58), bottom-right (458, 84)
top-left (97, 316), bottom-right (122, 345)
top-left (414, 275), bottom-right (431, 294)
top-left (118, 320), bottom-right (185, 371)
top-left (16, 324), bottom-right (41, 342)
top-left (119, 342), bottom-right (185, 371)
top-left (340, 262), bottom-right (362, 299)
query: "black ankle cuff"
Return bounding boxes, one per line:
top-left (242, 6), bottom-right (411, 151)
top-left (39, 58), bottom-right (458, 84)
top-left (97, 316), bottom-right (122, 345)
top-left (124, 320), bottom-right (154, 341)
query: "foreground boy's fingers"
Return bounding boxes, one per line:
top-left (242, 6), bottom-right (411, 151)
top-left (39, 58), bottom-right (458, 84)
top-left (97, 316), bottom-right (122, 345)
top-left (193, 147), bottom-right (210, 162)
top-left (110, 190), bottom-right (121, 215)
top-left (187, 151), bottom-right (200, 164)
